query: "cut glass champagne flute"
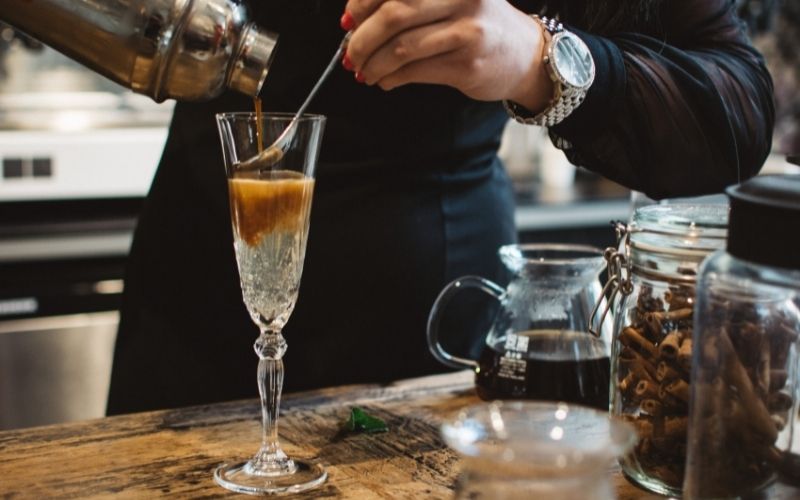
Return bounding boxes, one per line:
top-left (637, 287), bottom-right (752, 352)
top-left (214, 112), bottom-right (326, 495)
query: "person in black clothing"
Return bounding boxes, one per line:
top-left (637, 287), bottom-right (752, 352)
top-left (107, 0), bottom-right (773, 415)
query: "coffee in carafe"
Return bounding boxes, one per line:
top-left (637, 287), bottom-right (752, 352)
top-left (428, 244), bottom-right (613, 410)
top-left (475, 329), bottom-right (610, 410)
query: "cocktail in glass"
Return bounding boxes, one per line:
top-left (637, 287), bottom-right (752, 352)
top-left (213, 112), bottom-right (326, 495)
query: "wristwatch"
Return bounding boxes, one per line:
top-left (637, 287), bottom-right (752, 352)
top-left (504, 16), bottom-right (595, 127)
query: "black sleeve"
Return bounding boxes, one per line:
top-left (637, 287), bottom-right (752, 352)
top-left (548, 0), bottom-right (774, 199)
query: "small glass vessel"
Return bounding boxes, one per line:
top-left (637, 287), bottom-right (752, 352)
top-left (441, 401), bottom-right (637, 499)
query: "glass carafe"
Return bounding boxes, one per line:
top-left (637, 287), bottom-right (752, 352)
top-left (427, 244), bottom-right (612, 410)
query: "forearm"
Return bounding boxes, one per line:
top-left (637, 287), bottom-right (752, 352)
top-left (548, 0), bottom-right (774, 199)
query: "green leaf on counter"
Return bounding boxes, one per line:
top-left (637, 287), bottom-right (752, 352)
top-left (344, 407), bottom-right (388, 433)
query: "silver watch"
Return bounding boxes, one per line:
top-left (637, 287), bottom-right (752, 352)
top-left (504, 16), bottom-right (595, 127)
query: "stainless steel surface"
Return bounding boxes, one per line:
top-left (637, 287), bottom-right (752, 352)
top-left (0, 126), bottom-right (168, 200)
top-left (0, 91), bottom-right (174, 131)
top-left (1, 0), bottom-right (277, 102)
top-left (0, 311), bottom-right (118, 429)
top-left (0, 232), bottom-right (133, 262)
top-left (514, 199), bottom-right (630, 231)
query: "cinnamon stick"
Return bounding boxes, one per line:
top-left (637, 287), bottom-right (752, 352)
top-left (678, 338), bottom-right (693, 372)
top-left (648, 308), bottom-right (693, 322)
top-left (767, 392), bottom-right (793, 412)
top-left (769, 369), bottom-right (788, 392)
top-left (718, 328), bottom-right (778, 443)
top-left (656, 360), bottom-right (684, 383)
top-left (635, 379), bottom-right (659, 401)
top-left (664, 379), bottom-right (690, 403)
top-left (664, 416), bottom-right (688, 439)
top-left (641, 399), bottom-right (664, 417)
top-left (620, 326), bottom-right (659, 360)
top-left (619, 371), bottom-right (637, 395)
top-left (659, 330), bottom-right (684, 360)
top-left (619, 346), bottom-right (657, 382)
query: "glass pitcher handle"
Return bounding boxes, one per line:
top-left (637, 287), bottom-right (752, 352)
top-left (426, 276), bottom-right (505, 370)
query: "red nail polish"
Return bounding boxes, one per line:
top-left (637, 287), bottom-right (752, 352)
top-left (355, 71), bottom-right (366, 83)
top-left (342, 53), bottom-right (354, 71)
top-left (340, 11), bottom-right (354, 31)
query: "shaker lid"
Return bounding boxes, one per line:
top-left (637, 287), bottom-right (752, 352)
top-left (726, 174), bottom-right (800, 270)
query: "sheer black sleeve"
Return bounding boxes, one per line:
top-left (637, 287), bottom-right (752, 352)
top-left (548, 0), bottom-right (774, 199)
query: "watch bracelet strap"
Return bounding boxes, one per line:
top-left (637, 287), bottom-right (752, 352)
top-left (503, 90), bottom-right (586, 127)
top-left (503, 15), bottom-right (587, 128)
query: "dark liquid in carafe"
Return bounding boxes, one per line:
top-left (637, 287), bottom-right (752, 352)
top-left (475, 329), bottom-right (610, 410)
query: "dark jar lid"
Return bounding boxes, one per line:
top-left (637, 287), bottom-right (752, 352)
top-left (726, 174), bottom-right (800, 270)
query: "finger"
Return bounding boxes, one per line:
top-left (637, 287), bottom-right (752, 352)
top-left (346, 0), bottom-right (456, 69)
top-left (359, 20), bottom-right (466, 85)
top-left (375, 48), bottom-right (472, 92)
top-left (344, 0), bottom-right (386, 26)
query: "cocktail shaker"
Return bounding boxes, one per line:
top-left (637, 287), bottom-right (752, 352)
top-left (0, 0), bottom-right (278, 102)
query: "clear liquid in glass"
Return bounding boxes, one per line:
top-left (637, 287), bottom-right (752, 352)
top-left (228, 170), bottom-right (314, 327)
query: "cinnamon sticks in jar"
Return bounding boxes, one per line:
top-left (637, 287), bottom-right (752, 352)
top-left (616, 284), bottom-right (695, 490)
top-left (685, 298), bottom-right (800, 498)
top-left (611, 203), bottom-right (730, 496)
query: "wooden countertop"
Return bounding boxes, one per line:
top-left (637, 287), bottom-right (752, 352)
top-left (0, 371), bottom-right (795, 498)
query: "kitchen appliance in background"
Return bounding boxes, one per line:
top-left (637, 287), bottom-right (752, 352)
top-left (0, 37), bottom-right (172, 429)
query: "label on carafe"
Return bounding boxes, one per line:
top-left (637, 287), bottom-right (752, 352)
top-left (496, 333), bottom-right (529, 382)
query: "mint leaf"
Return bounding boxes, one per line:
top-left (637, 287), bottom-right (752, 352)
top-left (344, 407), bottom-right (388, 433)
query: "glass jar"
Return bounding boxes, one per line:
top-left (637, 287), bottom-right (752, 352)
top-left (684, 175), bottom-right (800, 498)
top-left (605, 204), bottom-right (728, 496)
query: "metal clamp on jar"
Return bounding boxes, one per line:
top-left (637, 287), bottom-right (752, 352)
top-left (591, 204), bottom-right (729, 496)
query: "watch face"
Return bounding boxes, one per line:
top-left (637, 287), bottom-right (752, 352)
top-left (552, 32), bottom-right (594, 88)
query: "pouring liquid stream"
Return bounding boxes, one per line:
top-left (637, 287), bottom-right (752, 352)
top-left (254, 97), bottom-right (264, 153)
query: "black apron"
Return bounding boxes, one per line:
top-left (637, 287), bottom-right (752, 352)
top-left (107, 0), bottom-right (517, 414)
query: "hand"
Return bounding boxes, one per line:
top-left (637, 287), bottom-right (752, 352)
top-left (342, 0), bottom-right (553, 112)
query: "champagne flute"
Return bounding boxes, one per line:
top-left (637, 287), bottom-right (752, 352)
top-left (214, 112), bottom-right (326, 495)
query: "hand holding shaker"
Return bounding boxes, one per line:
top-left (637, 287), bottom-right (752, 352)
top-left (685, 175), bottom-right (800, 498)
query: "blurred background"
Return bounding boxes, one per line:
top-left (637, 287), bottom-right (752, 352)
top-left (0, 0), bottom-right (797, 430)
top-left (0, 23), bottom-right (174, 429)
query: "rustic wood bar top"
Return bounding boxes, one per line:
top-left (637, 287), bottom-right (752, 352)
top-left (0, 371), bottom-right (796, 498)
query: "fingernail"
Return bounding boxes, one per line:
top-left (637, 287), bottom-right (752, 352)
top-left (355, 71), bottom-right (366, 83)
top-left (342, 53), bottom-right (354, 71)
top-left (340, 11), bottom-right (354, 31)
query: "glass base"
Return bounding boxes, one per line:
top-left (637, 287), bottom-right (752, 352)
top-left (622, 469), bottom-right (682, 497)
top-left (214, 459), bottom-right (326, 495)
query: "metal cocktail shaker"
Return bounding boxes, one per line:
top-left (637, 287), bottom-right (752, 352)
top-left (0, 0), bottom-right (278, 102)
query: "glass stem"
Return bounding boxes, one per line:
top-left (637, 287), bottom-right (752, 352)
top-left (248, 329), bottom-right (296, 476)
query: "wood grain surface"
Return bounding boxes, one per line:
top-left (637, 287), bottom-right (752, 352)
top-left (0, 371), bottom-right (796, 498)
